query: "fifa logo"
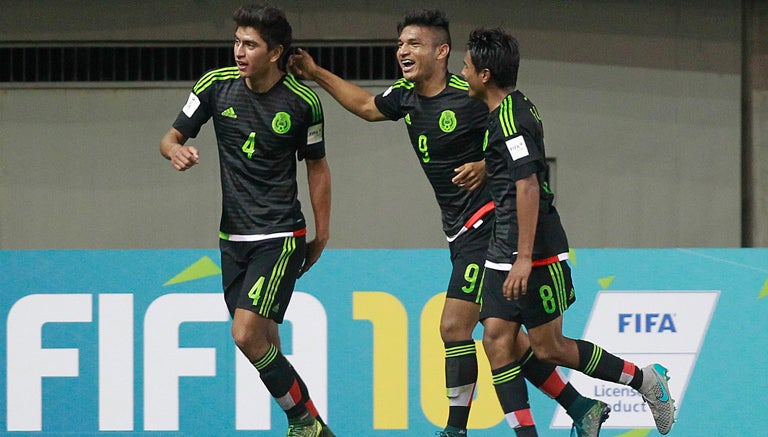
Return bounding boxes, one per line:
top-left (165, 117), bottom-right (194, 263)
top-left (618, 313), bottom-right (677, 333)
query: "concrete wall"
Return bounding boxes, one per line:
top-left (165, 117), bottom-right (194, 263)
top-left (0, 0), bottom-right (746, 249)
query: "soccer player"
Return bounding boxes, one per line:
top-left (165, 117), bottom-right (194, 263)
top-left (461, 27), bottom-right (677, 435)
top-left (160, 5), bottom-right (333, 437)
top-left (290, 9), bottom-right (608, 437)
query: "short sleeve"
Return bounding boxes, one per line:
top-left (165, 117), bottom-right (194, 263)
top-left (373, 83), bottom-right (406, 121)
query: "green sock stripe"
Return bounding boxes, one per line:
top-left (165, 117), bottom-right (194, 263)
top-left (584, 344), bottom-right (603, 376)
top-left (519, 348), bottom-right (536, 367)
top-left (445, 343), bottom-right (477, 358)
top-left (492, 365), bottom-right (522, 385)
top-left (253, 344), bottom-right (279, 370)
top-left (261, 237), bottom-right (296, 316)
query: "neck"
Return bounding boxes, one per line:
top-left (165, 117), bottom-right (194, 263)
top-left (245, 67), bottom-right (284, 93)
top-left (415, 69), bottom-right (447, 97)
top-left (483, 86), bottom-right (515, 111)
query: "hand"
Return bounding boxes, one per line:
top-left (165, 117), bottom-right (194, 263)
top-left (452, 160), bottom-right (486, 191)
top-left (170, 145), bottom-right (200, 171)
top-left (288, 48), bottom-right (318, 80)
top-left (503, 257), bottom-right (532, 300)
top-left (299, 237), bottom-right (327, 277)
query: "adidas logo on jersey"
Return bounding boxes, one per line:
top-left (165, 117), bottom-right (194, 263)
top-left (221, 107), bottom-right (238, 119)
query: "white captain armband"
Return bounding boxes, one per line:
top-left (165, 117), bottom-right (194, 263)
top-left (182, 92), bottom-right (201, 118)
top-left (307, 123), bottom-right (323, 145)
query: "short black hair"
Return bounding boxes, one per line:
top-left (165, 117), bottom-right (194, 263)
top-left (233, 4), bottom-right (292, 70)
top-left (467, 28), bottom-right (520, 89)
top-left (397, 9), bottom-right (451, 48)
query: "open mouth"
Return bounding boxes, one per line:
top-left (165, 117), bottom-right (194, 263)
top-left (400, 59), bottom-right (415, 72)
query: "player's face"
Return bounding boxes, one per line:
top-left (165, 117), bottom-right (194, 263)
top-left (397, 25), bottom-right (443, 83)
top-left (461, 50), bottom-right (484, 99)
top-left (234, 26), bottom-right (281, 79)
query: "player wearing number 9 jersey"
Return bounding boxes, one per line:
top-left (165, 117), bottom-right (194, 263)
top-left (289, 8), bottom-right (605, 437)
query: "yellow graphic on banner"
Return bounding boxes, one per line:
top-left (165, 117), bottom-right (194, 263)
top-left (353, 292), bottom-right (408, 429)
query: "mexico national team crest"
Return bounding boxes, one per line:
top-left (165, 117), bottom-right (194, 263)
top-left (439, 110), bottom-right (457, 133)
top-left (272, 112), bottom-right (292, 134)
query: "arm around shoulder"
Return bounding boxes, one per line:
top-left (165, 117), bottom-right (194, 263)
top-left (289, 49), bottom-right (386, 122)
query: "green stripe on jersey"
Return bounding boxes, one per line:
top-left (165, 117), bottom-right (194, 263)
top-left (391, 78), bottom-right (415, 90)
top-left (448, 74), bottom-right (469, 91)
top-left (284, 73), bottom-right (323, 123)
top-left (498, 95), bottom-right (518, 137)
top-left (193, 67), bottom-right (240, 94)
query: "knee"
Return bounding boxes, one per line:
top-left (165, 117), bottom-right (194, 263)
top-left (481, 327), bottom-right (511, 357)
top-left (440, 316), bottom-right (474, 342)
top-left (231, 323), bottom-right (268, 359)
top-left (529, 336), bottom-right (570, 365)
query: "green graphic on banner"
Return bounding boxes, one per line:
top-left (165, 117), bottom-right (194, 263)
top-left (163, 256), bottom-right (221, 285)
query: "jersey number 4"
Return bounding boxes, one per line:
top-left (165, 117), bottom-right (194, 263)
top-left (241, 132), bottom-right (256, 159)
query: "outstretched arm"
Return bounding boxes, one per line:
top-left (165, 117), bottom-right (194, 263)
top-left (300, 156), bottom-right (331, 276)
top-left (289, 49), bottom-right (388, 122)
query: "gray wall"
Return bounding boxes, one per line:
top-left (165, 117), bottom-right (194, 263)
top-left (0, 0), bottom-right (746, 249)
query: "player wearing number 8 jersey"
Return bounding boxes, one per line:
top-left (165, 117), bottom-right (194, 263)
top-left (160, 5), bottom-right (333, 437)
top-left (463, 27), bottom-right (676, 435)
top-left (290, 9), bottom-right (606, 437)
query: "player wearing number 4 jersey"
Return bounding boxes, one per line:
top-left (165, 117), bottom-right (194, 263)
top-left (160, 5), bottom-right (333, 437)
top-left (290, 9), bottom-right (606, 437)
top-left (462, 27), bottom-right (676, 435)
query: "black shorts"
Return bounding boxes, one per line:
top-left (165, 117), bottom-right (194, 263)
top-left (446, 218), bottom-right (492, 304)
top-left (219, 236), bottom-right (306, 323)
top-left (478, 260), bottom-right (576, 329)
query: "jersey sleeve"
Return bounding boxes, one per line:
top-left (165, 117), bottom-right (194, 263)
top-left (495, 104), bottom-right (546, 182)
top-left (297, 90), bottom-right (326, 161)
top-left (172, 79), bottom-right (214, 139)
top-left (373, 81), bottom-right (407, 121)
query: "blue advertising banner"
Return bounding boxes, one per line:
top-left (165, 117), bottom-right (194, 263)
top-left (1, 249), bottom-right (766, 436)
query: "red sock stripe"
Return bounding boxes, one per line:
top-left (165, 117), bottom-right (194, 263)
top-left (514, 409), bottom-right (535, 427)
top-left (288, 380), bottom-right (303, 404)
top-left (305, 398), bottom-right (319, 417)
top-left (540, 370), bottom-right (567, 398)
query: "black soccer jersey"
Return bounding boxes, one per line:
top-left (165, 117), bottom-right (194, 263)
top-left (173, 68), bottom-right (325, 237)
top-left (483, 90), bottom-right (569, 266)
top-left (374, 73), bottom-right (492, 238)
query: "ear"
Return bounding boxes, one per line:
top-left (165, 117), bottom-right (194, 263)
top-left (481, 68), bottom-right (492, 85)
top-left (270, 45), bottom-right (284, 63)
top-left (436, 43), bottom-right (450, 60)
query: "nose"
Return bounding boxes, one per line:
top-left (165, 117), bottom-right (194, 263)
top-left (234, 42), bottom-right (244, 57)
